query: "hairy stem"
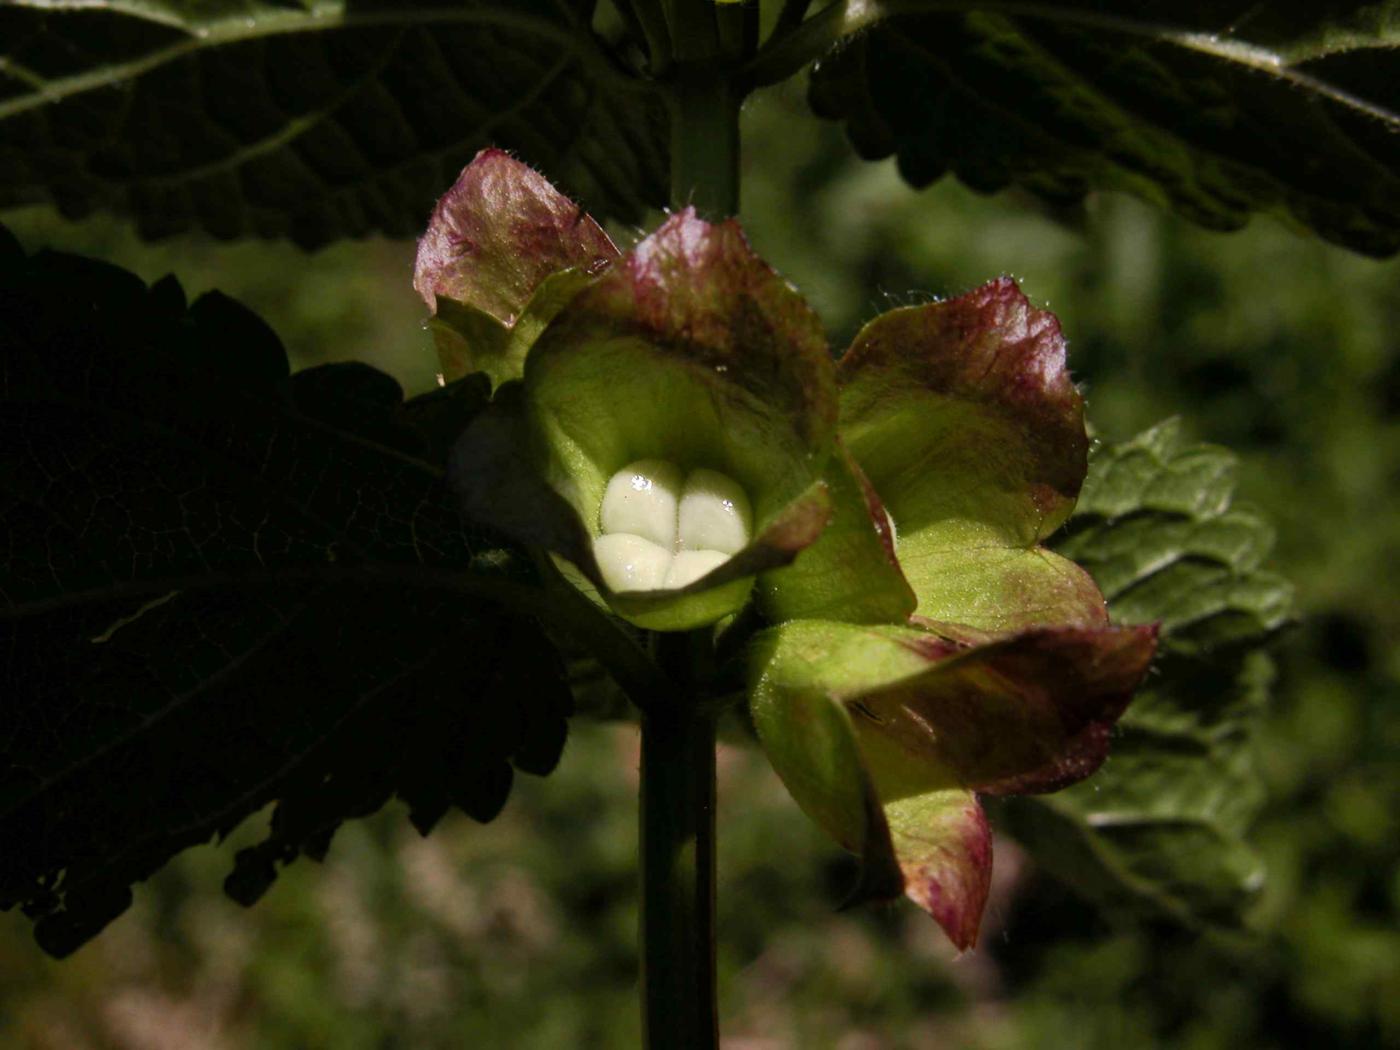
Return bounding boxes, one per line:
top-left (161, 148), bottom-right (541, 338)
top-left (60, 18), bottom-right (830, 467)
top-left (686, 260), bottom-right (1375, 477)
top-left (669, 66), bottom-right (742, 218)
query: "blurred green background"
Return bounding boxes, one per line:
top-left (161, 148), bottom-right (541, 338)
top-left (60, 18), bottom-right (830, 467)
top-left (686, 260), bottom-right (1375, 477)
top-left (2, 80), bottom-right (1397, 1049)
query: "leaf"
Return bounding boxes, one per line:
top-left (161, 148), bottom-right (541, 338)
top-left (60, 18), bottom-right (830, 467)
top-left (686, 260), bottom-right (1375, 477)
top-left (0, 1), bottom-right (668, 246)
top-left (0, 230), bottom-right (571, 957)
top-left (805, 2), bottom-right (1400, 256)
top-left (997, 418), bottom-right (1294, 926)
top-left (1059, 420), bottom-right (1293, 653)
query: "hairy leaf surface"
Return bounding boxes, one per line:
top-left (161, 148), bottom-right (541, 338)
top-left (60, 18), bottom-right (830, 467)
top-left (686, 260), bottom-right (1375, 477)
top-left (998, 419), bottom-right (1293, 926)
top-left (0, 1), bottom-right (667, 245)
top-left (806, 1), bottom-right (1400, 256)
top-left (0, 230), bottom-right (569, 956)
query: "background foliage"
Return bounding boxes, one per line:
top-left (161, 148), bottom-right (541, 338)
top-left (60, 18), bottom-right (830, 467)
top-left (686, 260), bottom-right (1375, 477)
top-left (1, 68), bottom-right (1396, 1050)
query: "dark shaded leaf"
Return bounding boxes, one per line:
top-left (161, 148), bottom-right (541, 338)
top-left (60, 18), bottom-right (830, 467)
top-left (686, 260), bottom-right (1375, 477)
top-left (808, 2), bottom-right (1400, 256)
top-left (0, 228), bottom-right (569, 956)
top-left (0, 1), bottom-right (668, 246)
top-left (998, 418), bottom-right (1294, 926)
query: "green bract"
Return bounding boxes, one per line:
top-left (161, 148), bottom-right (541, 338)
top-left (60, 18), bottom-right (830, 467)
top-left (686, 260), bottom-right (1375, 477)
top-left (426, 150), bottom-right (1158, 948)
top-left (415, 147), bottom-right (621, 392)
top-left (429, 150), bottom-right (836, 631)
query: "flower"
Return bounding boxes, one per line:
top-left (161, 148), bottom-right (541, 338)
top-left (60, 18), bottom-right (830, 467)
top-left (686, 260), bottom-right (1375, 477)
top-left (420, 150), bottom-right (1158, 949)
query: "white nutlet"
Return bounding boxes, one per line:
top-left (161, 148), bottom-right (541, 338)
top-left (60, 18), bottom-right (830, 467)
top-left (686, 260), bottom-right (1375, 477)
top-left (678, 468), bottom-right (752, 554)
top-left (664, 549), bottom-right (731, 590)
top-left (593, 460), bottom-right (754, 592)
top-left (599, 458), bottom-right (683, 550)
top-left (593, 533), bottom-right (672, 593)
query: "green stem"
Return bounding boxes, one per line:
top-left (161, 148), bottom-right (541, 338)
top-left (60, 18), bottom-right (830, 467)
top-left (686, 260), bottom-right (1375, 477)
top-left (640, 633), bottom-right (718, 1048)
top-left (663, 0), bottom-right (719, 61)
top-left (716, 0), bottom-right (758, 60)
top-left (669, 67), bottom-right (742, 218)
top-left (635, 43), bottom-right (743, 1049)
top-left (624, 0), bottom-right (675, 74)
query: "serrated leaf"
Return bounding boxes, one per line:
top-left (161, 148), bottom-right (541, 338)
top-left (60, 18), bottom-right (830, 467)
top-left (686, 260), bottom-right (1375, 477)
top-left (997, 418), bottom-right (1293, 927)
top-left (0, 230), bottom-right (570, 957)
top-left (0, 1), bottom-right (668, 246)
top-left (1062, 419), bottom-right (1294, 654)
top-left (806, 2), bottom-right (1400, 256)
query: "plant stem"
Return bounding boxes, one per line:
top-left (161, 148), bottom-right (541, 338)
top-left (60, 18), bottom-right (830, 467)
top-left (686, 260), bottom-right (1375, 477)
top-left (663, 0), bottom-right (719, 61)
top-left (640, 633), bottom-right (718, 1048)
top-left (669, 66), bottom-right (742, 218)
top-left (624, 0), bottom-right (675, 74)
top-left (716, 0), bottom-right (758, 61)
top-left (635, 44), bottom-right (743, 1049)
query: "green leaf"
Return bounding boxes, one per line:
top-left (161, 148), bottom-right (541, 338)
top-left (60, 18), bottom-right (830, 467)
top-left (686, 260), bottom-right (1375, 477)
top-left (1061, 420), bottom-right (1294, 653)
top-left (998, 418), bottom-right (1294, 926)
top-left (803, 1), bottom-right (1400, 256)
top-left (0, 1), bottom-right (668, 246)
top-left (0, 230), bottom-right (572, 957)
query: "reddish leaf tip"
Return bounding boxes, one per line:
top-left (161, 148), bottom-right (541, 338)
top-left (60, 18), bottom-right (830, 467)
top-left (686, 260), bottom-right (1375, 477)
top-left (840, 275), bottom-right (1088, 517)
top-left (569, 206), bottom-right (838, 451)
top-left (414, 148), bottom-right (618, 323)
top-left (901, 800), bottom-right (992, 951)
top-left (970, 622), bottom-right (1161, 796)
